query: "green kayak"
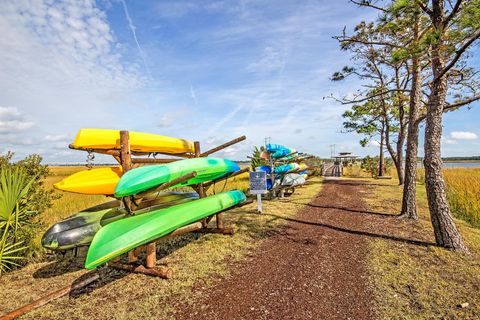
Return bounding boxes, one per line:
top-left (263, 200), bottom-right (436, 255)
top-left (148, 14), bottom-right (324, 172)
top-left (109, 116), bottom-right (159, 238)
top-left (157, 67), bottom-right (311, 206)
top-left (85, 190), bottom-right (246, 269)
top-left (41, 192), bottom-right (199, 250)
top-left (114, 157), bottom-right (240, 197)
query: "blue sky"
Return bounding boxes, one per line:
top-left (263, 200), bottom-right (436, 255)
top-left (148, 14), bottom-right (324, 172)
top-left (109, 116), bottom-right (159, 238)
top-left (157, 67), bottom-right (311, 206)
top-left (0, 0), bottom-right (479, 164)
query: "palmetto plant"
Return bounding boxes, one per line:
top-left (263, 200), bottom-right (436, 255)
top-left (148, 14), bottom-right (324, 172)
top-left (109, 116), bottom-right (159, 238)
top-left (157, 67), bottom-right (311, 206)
top-left (0, 167), bottom-right (36, 274)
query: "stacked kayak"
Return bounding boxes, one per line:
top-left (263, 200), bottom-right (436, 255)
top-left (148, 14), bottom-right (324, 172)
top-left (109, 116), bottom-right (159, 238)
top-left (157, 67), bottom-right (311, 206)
top-left (53, 167), bottom-right (122, 195)
top-left (85, 190), bottom-right (246, 269)
top-left (273, 173), bottom-right (306, 189)
top-left (266, 143), bottom-right (296, 159)
top-left (42, 192), bottom-right (199, 250)
top-left (71, 128), bottom-right (195, 154)
top-left (274, 163), bottom-right (300, 174)
top-left (114, 158), bottom-right (240, 197)
top-left (45, 128), bottom-right (247, 270)
top-left (258, 143), bottom-right (309, 192)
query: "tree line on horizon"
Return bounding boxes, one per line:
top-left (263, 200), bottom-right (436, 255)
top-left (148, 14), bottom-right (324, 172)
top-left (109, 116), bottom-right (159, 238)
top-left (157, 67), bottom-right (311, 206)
top-left (329, 0), bottom-right (480, 252)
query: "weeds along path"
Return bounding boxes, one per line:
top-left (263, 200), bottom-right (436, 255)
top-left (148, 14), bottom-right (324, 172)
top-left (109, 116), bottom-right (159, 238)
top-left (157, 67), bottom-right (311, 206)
top-left (173, 177), bottom-right (374, 320)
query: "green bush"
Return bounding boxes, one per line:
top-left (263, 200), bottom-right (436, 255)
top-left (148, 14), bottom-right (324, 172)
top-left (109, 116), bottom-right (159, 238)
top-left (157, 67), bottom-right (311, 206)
top-left (361, 155), bottom-right (393, 177)
top-left (0, 152), bottom-right (60, 272)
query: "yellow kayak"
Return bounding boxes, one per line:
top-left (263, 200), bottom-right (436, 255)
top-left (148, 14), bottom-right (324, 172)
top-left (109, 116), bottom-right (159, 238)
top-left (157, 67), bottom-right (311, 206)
top-left (71, 128), bottom-right (195, 154)
top-left (298, 163), bottom-right (308, 171)
top-left (54, 167), bottom-right (122, 195)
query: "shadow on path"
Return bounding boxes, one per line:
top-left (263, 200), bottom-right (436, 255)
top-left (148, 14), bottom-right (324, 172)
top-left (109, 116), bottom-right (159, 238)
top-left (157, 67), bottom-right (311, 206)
top-left (289, 202), bottom-right (398, 217)
top-left (262, 213), bottom-right (435, 248)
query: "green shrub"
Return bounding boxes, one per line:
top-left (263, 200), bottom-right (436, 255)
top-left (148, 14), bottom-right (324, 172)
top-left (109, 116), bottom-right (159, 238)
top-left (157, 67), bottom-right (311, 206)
top-left (0, 152), bottom-right (60, 271)
top-left (361, 155), bottom-right (393, 177)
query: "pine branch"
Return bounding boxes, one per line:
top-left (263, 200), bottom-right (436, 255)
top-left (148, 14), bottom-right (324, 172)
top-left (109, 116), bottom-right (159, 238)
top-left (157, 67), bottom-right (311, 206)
top-left (444, 0), bottom-right (463, 27)
top-left (435, 29), bottom-right (480, 82)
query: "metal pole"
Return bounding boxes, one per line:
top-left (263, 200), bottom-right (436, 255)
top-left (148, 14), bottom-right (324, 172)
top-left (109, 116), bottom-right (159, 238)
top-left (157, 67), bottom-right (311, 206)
top-left (257, 194), bottom-right (262, 214)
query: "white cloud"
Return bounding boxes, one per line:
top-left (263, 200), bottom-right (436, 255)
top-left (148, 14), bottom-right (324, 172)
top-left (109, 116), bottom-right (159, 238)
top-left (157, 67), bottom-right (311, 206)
top-left (0, 0), bottom-right (146, 160)
top-left (443, 138), bottom-right (458, 145)
top-left (0, 106), bottom-right (34, 134)
top-left (44, 134), bottom-right (67, 142)
top-left (450, 131), bottom-right (478, 140)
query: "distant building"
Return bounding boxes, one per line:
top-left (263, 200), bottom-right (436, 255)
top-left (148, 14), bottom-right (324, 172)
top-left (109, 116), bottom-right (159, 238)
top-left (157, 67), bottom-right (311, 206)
top-left (334, 152), bottom-right (358, 164)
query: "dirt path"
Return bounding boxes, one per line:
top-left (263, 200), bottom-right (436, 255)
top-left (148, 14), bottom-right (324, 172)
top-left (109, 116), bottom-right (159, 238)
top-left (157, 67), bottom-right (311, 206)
top-left (173, 178), bottom-right (376, 320)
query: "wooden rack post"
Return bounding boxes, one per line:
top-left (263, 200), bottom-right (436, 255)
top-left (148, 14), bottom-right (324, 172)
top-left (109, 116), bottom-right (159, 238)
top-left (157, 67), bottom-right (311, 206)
top-left (119, 131), bottom-right (140, 264)
top-left (193, 141), bottom-right (208, 229)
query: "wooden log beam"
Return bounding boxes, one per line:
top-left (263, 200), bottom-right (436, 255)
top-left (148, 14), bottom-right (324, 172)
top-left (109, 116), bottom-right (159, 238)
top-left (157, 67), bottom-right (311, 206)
top-left (68, 144), bottom-right (121, 157)
top-left (203, 167), bottom-right (250, 189)
top-left (0, 272), bottom-right (99, 320)
top-left (136, 171), bottom-right (197, 198)
top-left (131, 158), bottom-right (179, 164)
top-left (108, 262), bottom-right (173, 279)
top-left (163, 222), bottom-right (203, 239)
top-left (199, 135), bottom-right (246, 157)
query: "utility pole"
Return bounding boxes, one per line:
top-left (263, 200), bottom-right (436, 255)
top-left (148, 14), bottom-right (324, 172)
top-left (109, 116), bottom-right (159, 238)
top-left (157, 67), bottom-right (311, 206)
top-left (264, 137), bottom-right (271, 147)
top-left (329, 144), bottom-right (336, 158)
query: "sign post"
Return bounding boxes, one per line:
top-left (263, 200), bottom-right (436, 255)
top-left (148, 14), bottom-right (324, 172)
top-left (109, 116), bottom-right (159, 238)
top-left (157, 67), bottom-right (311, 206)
top-left (249, 171), bottom-right (267, 214)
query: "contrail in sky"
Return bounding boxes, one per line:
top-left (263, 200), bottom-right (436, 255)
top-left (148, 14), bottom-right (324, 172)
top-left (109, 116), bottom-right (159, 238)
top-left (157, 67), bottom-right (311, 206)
top-left (120, 0), bottom-right (150, 73)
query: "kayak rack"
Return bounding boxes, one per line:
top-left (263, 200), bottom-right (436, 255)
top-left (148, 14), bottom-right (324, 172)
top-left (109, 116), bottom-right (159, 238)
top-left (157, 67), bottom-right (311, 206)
top-left (70, 130), bottom-right (247, 278)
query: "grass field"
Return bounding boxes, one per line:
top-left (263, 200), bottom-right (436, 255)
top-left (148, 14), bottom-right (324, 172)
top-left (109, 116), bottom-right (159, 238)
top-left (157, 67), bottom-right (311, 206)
top-left (363, 178), bottom-right (480, 319)
top-left (0, 172), bottom-right (322, 319)
top-left (344, 164), bottom-right (480, 229)
top-left (443, 168), bottom-right (480, 228)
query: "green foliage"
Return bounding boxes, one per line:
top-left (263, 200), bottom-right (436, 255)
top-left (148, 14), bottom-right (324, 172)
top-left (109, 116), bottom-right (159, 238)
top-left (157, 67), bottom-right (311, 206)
top-left (0, 152), bottom-right (59, 215)
top-left (361, 155), bottom-right (393, 177)
top-left (0, 152), bottom-right (60, 272)
top-left (457, 0), bottom-right (480, 31)
top-left (0, 167), bottom-right (36, 274)
top-left (250, 146), bottom-right (268, 171)
top-left (342, 98), bottom-right (385, 146)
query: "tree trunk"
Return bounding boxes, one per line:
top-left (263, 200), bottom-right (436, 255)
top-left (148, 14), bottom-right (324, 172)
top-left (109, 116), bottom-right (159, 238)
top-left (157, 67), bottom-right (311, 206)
top-left (424, 2), bottom-right (468, 251)
top-left (401, 15), bottom-right (421, 219)
top-left (401, 120), bottom-right (420, 219)
top-left (396, 146), bottom-right (404, 185)
top-left (378, 124), bottom-right (385, 176)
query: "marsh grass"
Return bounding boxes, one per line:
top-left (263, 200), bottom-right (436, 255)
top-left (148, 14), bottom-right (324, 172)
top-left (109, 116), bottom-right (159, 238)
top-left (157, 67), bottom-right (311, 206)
top-left (443, 168), bottom-right (480, 228)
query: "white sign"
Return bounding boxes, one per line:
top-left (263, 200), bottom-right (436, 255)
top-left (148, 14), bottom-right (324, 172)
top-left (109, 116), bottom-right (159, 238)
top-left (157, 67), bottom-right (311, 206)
top-left (249, 171), bottom-right (267, 194)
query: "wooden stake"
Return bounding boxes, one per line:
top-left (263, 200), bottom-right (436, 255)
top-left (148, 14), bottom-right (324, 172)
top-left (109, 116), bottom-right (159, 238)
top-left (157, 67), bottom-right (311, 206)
top-left (194, 141), bottom-right (209, 229)
top-left (145, 243), bottom-right (156, 268)
top-left (216, 212), bottom-right (224, 229)
top-left (135, 171), bottom-right (197, 198)
top-left (131, 158), bottom-right (179, 164)
top-left (0, 272), bottom-right (99, 320)
top-left (68, 144), bottom-right (121, 157)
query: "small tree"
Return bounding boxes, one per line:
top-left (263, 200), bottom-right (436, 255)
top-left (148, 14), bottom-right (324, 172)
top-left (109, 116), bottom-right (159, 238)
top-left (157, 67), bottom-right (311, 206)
top-left (342, 98), bottom-right (388, 176)
top-left (361, 156), bottom-right (393, 177)
top-left (250, 146), bottom-right (268, 171)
